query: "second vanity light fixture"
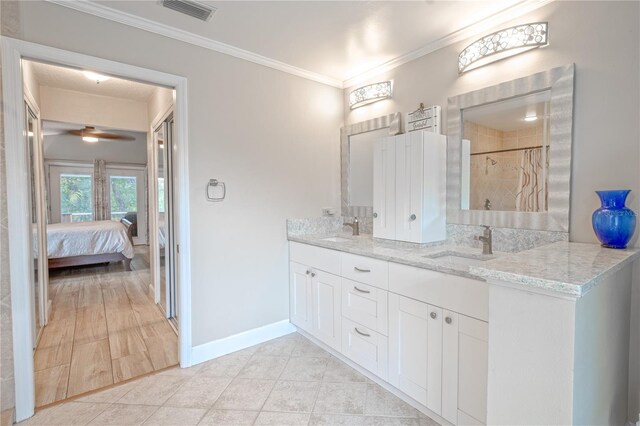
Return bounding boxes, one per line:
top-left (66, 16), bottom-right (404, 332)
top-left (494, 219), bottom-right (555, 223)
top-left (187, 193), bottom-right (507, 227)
top-left (458, 22), bottom-right (548, 74)
top-left (349, 81), bottom-right (393, 109)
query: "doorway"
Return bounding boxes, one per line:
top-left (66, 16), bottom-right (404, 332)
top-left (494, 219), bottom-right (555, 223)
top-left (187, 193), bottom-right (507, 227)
top-left (2, 37), bottom-right (192, 422)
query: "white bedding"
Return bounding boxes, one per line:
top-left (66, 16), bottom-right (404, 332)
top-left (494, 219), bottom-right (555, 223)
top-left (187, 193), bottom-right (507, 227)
top-left (46, 220), bottom-right (135, 259)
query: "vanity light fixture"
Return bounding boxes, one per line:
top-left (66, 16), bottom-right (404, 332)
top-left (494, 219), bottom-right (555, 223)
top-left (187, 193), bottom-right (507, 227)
top-left (83, 70), bottom-right (111, 83)
top-left (82, 136), bottom-right (99, 143)
top-left (349, 81), bottom-right (392, 109)
top-left (458, 22), bottom-right (548, 74)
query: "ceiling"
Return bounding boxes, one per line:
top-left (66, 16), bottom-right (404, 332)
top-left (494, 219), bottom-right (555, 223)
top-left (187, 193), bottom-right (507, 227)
top-left (88, 0), bottom-right (535, 85)
top-left (463, 90), bottom-right (551, 131)
top-left (27, 60), bottom-right (158, 102)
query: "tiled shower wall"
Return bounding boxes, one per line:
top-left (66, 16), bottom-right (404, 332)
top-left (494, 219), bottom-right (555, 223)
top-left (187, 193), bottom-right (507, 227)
top-left (465, 120), bottom-right (547, 211)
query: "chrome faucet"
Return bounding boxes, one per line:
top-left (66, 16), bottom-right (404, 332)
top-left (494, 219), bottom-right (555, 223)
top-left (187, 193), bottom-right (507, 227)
top-left (344, 217), bottom-right (360, 236)
top-left (475, 225), bottom-right (493, 255)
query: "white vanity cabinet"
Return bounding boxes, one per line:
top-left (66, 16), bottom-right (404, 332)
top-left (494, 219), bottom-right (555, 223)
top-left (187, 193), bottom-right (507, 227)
top-left (373, 131), bottom-right (446, 244)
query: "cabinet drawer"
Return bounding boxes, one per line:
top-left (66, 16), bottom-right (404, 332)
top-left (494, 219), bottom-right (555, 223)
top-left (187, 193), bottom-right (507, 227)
top-left (341, 279), bottom-right (388, 336)
top-left (341, 317), bottom-right (388, 380)
top-left (389, 263), bottom-right (488, 321)
top-left (341, 252), bottom-right (388, 289)
top-left (290, 242), bottom-right (341, 275)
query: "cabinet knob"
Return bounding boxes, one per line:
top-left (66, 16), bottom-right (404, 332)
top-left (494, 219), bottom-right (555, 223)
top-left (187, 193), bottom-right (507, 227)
top-left (306, 270), bottom-right (311, 275)
top-left (445, 317), bottom-right (452, 324)
top-left (430, 312), bottom-right (437, 319)
top-left (410, 214), bottom-right (417, 221)
top-left (373, 212), bottom-right (378, 218)
top-left (311, 272), bottom-right (316, 277)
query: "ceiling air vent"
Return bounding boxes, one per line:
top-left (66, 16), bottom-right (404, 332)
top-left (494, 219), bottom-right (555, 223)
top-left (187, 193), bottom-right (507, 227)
top-left (161, 0), bottom-right (216, 22)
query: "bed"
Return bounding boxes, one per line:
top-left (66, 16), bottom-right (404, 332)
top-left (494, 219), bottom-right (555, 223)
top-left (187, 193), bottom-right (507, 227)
top-left (46, 218), bottom-right (136, 271)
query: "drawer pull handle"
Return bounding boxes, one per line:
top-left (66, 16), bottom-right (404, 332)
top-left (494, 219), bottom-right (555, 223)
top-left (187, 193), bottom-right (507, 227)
top-left (354, 267), bottom-right (371, 273)
top-left (353, 286), bottom-right (371, 294)
top-left (354, 327), bottom-right (371, 337)
top-left (430, 312), bottom-right (437, 319)
top-left (445, 317), bottom-right (452, 324)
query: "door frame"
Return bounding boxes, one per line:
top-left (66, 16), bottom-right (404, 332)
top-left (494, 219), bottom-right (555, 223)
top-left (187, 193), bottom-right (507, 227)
top-left (1, 36), bottom-right (193, 422)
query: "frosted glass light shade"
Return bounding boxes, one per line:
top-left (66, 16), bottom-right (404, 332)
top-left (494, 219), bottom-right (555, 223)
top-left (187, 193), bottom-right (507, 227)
top-left (458, 22), bottom-right (548, 74)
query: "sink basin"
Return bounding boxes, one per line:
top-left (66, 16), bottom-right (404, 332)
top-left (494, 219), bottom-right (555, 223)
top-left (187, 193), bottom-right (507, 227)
top-left (424, 251), bottom-right (495, 267)
top-left (320, 236), bottom-right (353, 243)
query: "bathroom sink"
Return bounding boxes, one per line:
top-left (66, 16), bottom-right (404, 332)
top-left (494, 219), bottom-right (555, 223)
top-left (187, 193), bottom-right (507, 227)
top-left (424, 251), bottom-right (495, 267)
top-left (320, 236), bottom-right (354, 243)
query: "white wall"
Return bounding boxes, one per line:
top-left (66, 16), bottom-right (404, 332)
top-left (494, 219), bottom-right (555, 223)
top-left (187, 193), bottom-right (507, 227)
top-left (7, 1), bottom-right (343, 348)
top-left (343, 1), bottom-right (640, 419)
top-left (40, 86), bottom-right (149, 132)
top-left (147, 86), bottom-right (174, 126)
top-left (44, 131), bottom-right (147, 164)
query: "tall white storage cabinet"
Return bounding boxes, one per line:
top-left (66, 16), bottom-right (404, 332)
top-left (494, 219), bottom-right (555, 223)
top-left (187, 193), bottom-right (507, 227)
top-left (373, 131), bottom-right (446, 243)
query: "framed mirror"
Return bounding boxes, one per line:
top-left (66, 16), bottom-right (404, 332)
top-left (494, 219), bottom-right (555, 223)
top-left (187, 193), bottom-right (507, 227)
top-left (341, 112), bottom-right (401, 216)
top-left (447, 64), bottom-right (574, 232)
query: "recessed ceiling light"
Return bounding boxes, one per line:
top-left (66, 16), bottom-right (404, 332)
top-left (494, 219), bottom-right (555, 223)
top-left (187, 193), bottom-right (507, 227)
top-left (82, 136), bottom-right (99, 143)
top-left (524, 115), bottom-right (538, 122)
top-left (83, 71), bottom-right (111, 83)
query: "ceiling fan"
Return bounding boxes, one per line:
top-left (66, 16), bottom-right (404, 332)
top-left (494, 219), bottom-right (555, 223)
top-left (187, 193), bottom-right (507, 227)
top-left (67, 126), bottom-right (135, 142)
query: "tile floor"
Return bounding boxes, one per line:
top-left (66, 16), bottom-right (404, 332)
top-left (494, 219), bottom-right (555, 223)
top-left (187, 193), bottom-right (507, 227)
top-left (21, 332), bottom-right (440, 425)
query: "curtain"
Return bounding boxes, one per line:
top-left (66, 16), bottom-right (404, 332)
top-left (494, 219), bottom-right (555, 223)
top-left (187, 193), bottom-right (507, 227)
top-left (93, 159), bottom-right (109, 220)
top-left (515, 147), bottom-right (549, 212)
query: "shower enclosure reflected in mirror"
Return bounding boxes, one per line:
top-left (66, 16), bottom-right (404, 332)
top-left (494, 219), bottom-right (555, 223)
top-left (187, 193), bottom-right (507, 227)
top-left (461, 90), bottom-right (551, 212)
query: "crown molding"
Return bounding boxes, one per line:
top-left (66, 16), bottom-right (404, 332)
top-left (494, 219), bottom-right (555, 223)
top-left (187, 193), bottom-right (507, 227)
top-left (343, 0), bottom-right (555, 88)
top-left (45, 0), bottom-right (344, 88)
top-left (46, 0), bottom-right (554, 90)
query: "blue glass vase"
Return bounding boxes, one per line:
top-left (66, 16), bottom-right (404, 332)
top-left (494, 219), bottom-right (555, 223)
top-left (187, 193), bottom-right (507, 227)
top-left (592, 190), bottom-right (636, 249)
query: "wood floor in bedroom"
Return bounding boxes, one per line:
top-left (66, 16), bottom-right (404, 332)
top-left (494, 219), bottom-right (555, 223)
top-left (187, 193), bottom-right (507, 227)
top-left (34, 246), bottom-right (178, 408)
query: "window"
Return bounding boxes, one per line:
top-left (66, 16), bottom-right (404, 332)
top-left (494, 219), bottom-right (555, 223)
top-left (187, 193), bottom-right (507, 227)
top-left (110, 175), bottom-right (138, 221)
top-left (59, 173), bottom-right (93, 223)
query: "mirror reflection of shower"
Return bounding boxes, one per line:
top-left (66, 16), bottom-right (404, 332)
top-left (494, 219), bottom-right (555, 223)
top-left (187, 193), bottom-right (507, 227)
top-left (485, 155), bottom-right (497, 174)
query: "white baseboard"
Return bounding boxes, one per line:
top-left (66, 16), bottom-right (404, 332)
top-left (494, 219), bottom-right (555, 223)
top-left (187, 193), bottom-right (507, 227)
top-left (190, 319), bottom-right (296, 365)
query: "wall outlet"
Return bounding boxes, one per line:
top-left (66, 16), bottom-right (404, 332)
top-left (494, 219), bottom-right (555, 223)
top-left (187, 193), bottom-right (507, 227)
top-left (322, 208), bottom-right (336, 216)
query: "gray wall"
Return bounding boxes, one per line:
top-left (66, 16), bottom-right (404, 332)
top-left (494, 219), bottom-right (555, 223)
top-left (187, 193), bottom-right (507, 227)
top-left (343, 1), bottom-right (640, 420)
top-left (4, 0), bottom-right (343, 350)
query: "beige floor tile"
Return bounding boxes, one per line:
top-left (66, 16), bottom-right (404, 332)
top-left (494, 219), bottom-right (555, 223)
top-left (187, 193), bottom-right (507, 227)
top-left (253, 337), bottom-right (297, 357)
top-left (88, 404), bottom-right (158, 425)
top-left (237, 356), bottom-right (288, 380)
top-left (156, 364), bottom-right (203, 378)
top-left (262, 381), bottom-right (320, 413)
top-left (198, 354), bottom-right (250, 378)
top-left (34, 365), bottom-right (69, 407)
top-left (22, 402), bottom-right (109, 425)
top-left (76, 380), bottom-right (139, 404)
top-left (309, 414), bottom-right (366, 425)
top-left (117, 375), bottom-right (186, 406)
top-left (363, 383), bottom-right (418, 418)
top-left (291, 339), bottom-right (331, 358)
top-left (74, 305), bottom-right (108, 345)
top-left (141, 406), bottom-right (206, 425)
top-left (144, 332), bottom-right (179, 370)
top-left (213, 378), bottom-right (275, 410)
top-left (362, 417), bottom-right (423, 426)
top-left (67, 339), bottom-right (114, 398)
top-left (164, 376), bottom-right (231, 409)
top-left (112, 352), bottom-right (155, 383)
top-left (197, 409), bottom-right (258, 426)
top-left (323, 358), bottom-right (366, 383)
top-left (280, 357), bottom-right (328, 381)
top-left (254, 411), bottom-right (310, 426)
top-left (313, 382), bottom-right (367, 415)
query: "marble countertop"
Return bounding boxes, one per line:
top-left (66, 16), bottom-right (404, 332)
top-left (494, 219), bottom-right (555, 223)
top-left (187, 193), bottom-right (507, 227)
top-left (289, 234), bottom-right (640, 298)
top-left (470, 241), bottom-right (640, 297)
top-left (288, 233), bottom-right (500, 281)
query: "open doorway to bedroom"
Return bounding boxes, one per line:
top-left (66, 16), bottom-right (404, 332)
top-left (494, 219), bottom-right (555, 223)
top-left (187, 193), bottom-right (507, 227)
top-left (21, 59), bottom-right (179, 407)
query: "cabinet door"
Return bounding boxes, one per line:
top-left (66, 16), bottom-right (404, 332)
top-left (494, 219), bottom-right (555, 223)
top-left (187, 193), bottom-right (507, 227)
top-left (395, 132), bottom-right (424, 243)
top-left (290, 262), bottom-right (312, 333)
top-left (388, 293), bottom-right (430, 406)
top-left (312, 270), bottom-right (342, 351)
top-left (442, 312), bottom-right (488, 425)
top-left (373, 136), bottom-right (396, 240)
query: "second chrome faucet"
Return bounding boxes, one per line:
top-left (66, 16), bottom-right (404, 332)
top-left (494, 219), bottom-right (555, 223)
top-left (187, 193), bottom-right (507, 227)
top-left (344, 217), bottom-right (359, 236)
